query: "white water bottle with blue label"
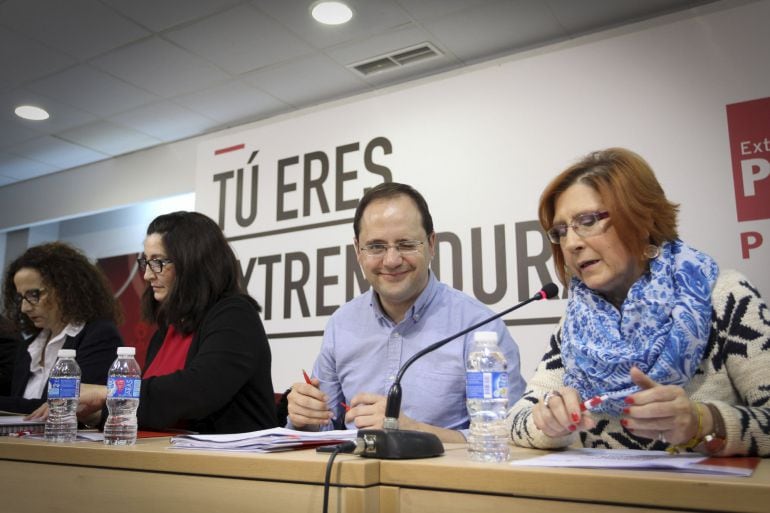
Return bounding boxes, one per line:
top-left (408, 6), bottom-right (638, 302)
top-left (45, 349), bottom-right (81, 442)
top-left (104, 346), bottom-right (142, 445)
top-left (466, 331), bottom-right (510, 462)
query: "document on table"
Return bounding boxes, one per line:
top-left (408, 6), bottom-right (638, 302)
top-left (0, 415), bottom-right (45, 435)
top-left (509, 448), bottom-right (759, 476)
top-left (170, 427), bottom-right (358, 452)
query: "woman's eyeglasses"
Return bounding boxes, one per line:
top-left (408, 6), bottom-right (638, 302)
top-left (13, 288), bottom-right (46, 306)
top-left (547, 211), bottom-right (610, 244)
top-left (137, 257), bottom-right (173, 273)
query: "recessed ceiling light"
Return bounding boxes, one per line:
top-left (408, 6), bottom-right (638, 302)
top-left (311, 1), bottom-right (353, 25)
top-left (15, 105), bottom-right (50, 121)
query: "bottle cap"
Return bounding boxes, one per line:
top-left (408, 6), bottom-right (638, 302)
top-left (473, 331), bottom-right (498, 343)
top-left (57, 349), bottom-right (76, 358)
top-left (117, 346), bottom-right (136, 356)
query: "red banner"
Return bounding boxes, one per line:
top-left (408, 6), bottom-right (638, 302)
top-left (727, 97), bottom-right (770, 222)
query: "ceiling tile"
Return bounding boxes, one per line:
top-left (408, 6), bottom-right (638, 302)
top-left (0, 151), bottom-right (58, 181)
top-left (103, 0), bottom-right (242, 32)
top-left (243, 54), bottom-right (368, 107)
top-left (174, 80), bottom-right (288, 124)
top-left (27, 65), bottom-right (160, 117)
top-left (109, 101), bottom-right (219, 141)
top-left (90, 37), bottom-right (230, 97)
top-left (423, 0), bottom-right (565, 62)
top-left (0, 114), bottom-right (45, 151)
top-left (58, 121), bottom-right (162, 156)
top-left (545, 0), bottom-right (713, 34)
top-left (11, 135), bottom-right (109, 169)
top-left (398, 0), bottom-right (496, 20)
top-left (0, 27), bottom-right (74, 90)
top-left (0, 0), bottom-right (149, 60)
top-left (165, 4), bottom-right (313, 75)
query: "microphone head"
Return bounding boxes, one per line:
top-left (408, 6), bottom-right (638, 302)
top-left (539, 283), bottom-right (559, 299)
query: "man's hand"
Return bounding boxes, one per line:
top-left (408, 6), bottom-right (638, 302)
top-left (286, 377), bottom-right (333, 429)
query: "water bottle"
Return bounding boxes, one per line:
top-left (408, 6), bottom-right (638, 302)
top-left (466, 331), bottom-right (510, 462)
top-left (104, 347), bottom-right (142, 445)
top-left (45, 349), bottom-right (81, 443)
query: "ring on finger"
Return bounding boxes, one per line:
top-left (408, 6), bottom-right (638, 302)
top-left (543, 390), bottom-right (562, 409)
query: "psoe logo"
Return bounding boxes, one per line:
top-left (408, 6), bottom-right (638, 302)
top-left (726, 97), bottom-right (770, 259)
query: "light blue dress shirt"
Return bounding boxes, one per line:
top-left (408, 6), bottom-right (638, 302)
top-left (311, 272), bottom-right (526, 436)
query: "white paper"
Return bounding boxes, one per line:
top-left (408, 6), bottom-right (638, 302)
top-left (509, 448), bottom-right (755, 476)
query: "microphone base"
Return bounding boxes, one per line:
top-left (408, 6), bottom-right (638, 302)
top-left (356, 428), bottom-right (444, 459)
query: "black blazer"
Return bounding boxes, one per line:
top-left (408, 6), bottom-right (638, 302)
top-left (0, 319), bottom-right (122, 413)
top-left (138, 294), bottom-right (278, 434)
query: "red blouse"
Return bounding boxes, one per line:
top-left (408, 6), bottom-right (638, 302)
top-left (143, 324), bottom-right (193, 378)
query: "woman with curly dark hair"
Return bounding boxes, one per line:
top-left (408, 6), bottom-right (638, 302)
top-left (71, 211), bottom-right (277, 434)
top-left (1, 242), bottom-right (123, 413)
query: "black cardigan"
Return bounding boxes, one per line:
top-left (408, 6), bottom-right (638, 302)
top-left (0, 319), bottom-right (122, 413)
top-left (138, 295), bottom-right (277, 434)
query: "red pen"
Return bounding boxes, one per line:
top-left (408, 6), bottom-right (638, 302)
top-left (302, 369), bottom-right (312, 384)
top-left (340, 402), bottom-right (351, 412)
top-left (580, 394), bottom-right (609, 412)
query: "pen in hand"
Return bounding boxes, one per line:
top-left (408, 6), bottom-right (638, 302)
top-left (580, 394), bottom-right (609, 412)
top-left (303, 369), bottom-right (350, 412)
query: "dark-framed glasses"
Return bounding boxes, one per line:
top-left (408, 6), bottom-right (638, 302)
top-left (547, 211), bottom-right (610, 244)
top-left (359, 240), bottom-right (425, 258)
top-left (137, 257), bottom-right (173, 273)
top-left (13, 288), bottom-right (47, 306)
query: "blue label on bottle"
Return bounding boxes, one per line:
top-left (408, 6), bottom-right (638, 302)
top-left (107, 376), bottom-right (141, 398)
top-left (466, 371), bottom-right (508, 399)
top-left (48, 377), bottom-right (80, 399)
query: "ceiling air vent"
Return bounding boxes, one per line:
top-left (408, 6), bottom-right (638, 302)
top-left (350, 43), bottom-right (442, 76)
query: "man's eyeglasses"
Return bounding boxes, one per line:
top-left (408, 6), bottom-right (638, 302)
top-left (137, 257), bottom-right (173, 273)
top-left (547, 211), bottom-right (610, 244)
top-left (359, 240), bottom-right (425, 258)
top-left (13, 288), bottom-right (46, 306)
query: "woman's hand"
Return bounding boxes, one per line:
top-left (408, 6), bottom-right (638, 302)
top-left (25, 403), bottom-right (49, 421)
top-left (621, 367), bottom-right (700, 445)
top-left (533, 386), bottom-right (596, 437)
top-left (77, 384), bottom-right (109, 426)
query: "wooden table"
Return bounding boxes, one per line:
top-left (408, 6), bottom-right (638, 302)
top-left (2, 438), bottom-right (768, 513)
top-left (379, 444), bottom-right (770, 513)
top-left (0, 436), bottom-right (379, 513)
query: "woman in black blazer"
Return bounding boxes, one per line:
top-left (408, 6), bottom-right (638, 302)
top-left (1, 242), bottom-right (122, 413)
top-left (73, 211), bottom-right (278, 434)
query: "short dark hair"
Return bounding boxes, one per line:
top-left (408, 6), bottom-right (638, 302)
top-left (539, 148), bottom-right (679, 285)
top-left (2, 242), bottom-right (123, 333)
top-left (141, 211), bottom-right (258, 333)
top-left (353, 182), bottom-right (434, 240)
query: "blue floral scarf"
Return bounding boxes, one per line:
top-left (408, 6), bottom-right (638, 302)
top-left (561, 240), bottom-right (718, 415)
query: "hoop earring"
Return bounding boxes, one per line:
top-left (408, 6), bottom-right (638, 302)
top-left (643, 244), bottom-right (660, 259)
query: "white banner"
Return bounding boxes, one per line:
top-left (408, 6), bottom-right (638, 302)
top-left (196, 1), bottom-right (770, 390)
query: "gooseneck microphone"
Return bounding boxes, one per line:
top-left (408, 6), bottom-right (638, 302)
top-left (355, 282), bottom-right (559, 459)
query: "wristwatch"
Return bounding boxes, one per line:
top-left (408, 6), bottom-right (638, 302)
top-left (699, 403), bottom-right (727, 455)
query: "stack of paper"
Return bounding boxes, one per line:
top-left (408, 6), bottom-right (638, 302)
top-left (170, 427), bottom-right (358, 452)
top-left (509, 448), bottom-right (759, 477)
top-left (0, 415), bottom-right (45, 436)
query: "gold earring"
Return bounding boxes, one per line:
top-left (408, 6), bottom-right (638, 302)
top-left (643, 244), bottom-right (660, 259)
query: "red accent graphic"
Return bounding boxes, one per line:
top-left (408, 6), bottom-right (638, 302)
top-left (97, 253), bottom-right (155, 368)
top-left (726, 97), bottom-right (770, 222)
top-left (214, 143), bottom-right (245, 155)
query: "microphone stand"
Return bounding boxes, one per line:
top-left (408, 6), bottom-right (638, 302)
top-left (356, 284), bottom-right (558, 459)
